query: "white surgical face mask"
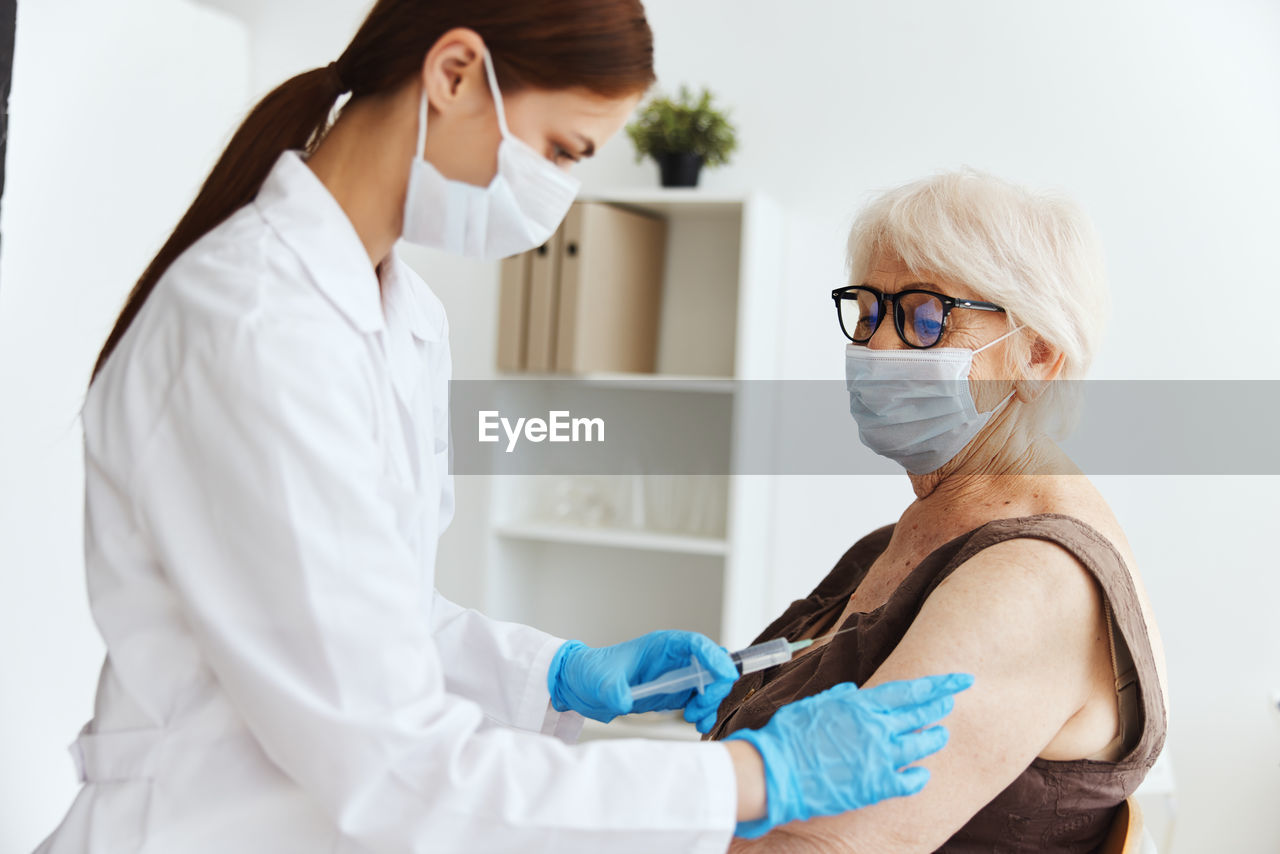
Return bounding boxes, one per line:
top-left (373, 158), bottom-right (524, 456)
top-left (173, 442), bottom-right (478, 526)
top-left (401, 50), bottom-right (581, 260)
top-left (844, 326), bottom-right (1023, 475)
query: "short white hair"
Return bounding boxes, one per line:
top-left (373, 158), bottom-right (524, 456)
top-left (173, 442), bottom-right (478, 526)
top-left (846, 168), bottom-right (1109, 435)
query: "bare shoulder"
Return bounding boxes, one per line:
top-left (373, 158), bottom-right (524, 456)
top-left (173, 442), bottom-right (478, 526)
top-left (934, 534), bottom-right (1105, 624)
top-left (1043, 481), bottom-right (1141, 572)
top-left (898, 533), bottom-right (1109, 723)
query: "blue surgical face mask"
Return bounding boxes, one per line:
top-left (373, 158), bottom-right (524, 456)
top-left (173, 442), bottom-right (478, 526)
top-left (844, 326), bottom-right (1023, 475)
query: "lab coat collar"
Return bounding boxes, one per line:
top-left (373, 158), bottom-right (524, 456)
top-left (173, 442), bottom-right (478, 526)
top-left (379, 253), bottom-right (445, 344)
top-left (256, 150), bottom-right (442, 340)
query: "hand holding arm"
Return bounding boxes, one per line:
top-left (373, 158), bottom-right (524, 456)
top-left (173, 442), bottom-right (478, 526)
top-left (725, 673), bottom-right (973, 838)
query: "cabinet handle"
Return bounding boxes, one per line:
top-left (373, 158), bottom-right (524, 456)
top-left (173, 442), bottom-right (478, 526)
top-left (536, 244), bottom-right (548, 256)
top-left (566, 242), bottom-right (579, 257)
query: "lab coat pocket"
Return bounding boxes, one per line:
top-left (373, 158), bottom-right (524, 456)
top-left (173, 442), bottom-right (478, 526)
top-left (430, 399), bottom-right (454, 534)
top-left (422, 335), bottom-right (449, 460)
top-left (431, 392), bottom-right (448, 455)
top-left (431, 411), bottom-right (448, 471)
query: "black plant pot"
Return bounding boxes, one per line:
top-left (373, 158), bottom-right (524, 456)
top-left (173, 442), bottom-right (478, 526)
top-left (657, 152), bottom-right (705, 188)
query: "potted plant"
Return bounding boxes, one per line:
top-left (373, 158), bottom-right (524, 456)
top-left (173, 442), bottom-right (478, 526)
top-left (626, 86), bottom-right (738, 188)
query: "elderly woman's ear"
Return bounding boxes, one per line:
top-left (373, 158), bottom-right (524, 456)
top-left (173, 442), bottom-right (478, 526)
top-left (1014, 335), bottom-right (1066, 403)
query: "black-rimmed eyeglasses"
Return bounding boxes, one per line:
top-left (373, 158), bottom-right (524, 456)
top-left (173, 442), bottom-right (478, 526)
top-left (831, 285), bottom-right (1006, 349)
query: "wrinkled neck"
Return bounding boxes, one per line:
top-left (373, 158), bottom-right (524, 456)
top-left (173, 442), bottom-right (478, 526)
top-left (907, 401), bottom-right (1066, 502)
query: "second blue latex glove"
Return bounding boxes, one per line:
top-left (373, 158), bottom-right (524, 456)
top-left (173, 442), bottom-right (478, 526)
top-left (725, 673), bottom-right (974, 838)
top-left (549, 631), bottom-right (739, 732)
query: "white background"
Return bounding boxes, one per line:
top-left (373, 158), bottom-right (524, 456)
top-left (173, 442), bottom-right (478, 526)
top-left (3, 0), bottom-right (1278, 850)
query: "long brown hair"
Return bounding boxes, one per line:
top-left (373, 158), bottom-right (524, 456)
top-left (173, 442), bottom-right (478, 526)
top-left (89, 0), bottom-right (654, 385)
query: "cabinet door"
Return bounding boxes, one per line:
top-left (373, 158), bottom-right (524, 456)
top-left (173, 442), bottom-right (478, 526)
top-left (525, 228), bottom-right (564, 372)
top-left (556, 203), bottom-right (667, 374)
top-left (495, 252), bottom-right (532, 371)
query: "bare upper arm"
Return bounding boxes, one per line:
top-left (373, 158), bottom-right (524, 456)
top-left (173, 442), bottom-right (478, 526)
top-left (732, 537), bottom-right (1107, 853)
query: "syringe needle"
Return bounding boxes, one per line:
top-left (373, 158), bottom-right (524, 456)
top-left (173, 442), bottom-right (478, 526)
top-left (801, 624), bottom-right (860, 647)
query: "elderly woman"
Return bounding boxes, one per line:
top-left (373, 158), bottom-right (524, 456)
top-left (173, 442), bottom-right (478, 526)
top-left (708, 170), bottom-right (1168, 852)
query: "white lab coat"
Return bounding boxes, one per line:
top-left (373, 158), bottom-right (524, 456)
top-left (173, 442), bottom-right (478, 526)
top-left (34, 151), bottom-right (735, 854)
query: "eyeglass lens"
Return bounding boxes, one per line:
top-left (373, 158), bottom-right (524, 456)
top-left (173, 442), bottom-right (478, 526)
top-left (840, 290), bottom-right (947, 347)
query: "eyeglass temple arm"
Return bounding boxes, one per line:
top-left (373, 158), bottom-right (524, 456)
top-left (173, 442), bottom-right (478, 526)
top-left (953, 299), bottom-right (1005, 312)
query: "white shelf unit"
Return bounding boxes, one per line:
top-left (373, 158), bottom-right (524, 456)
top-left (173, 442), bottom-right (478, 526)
top-left (495, 522), bottom-right (729, 557)
top-left (481, 190), bottom-right (784, 739)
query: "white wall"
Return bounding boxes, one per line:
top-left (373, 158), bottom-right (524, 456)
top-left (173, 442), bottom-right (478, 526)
top-left (5, 1), bottom-right (1278, 851)
top-left (0, 0), bottom-right (250, 849)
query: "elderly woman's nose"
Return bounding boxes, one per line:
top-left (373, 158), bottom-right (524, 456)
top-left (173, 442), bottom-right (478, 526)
top-left (868, 316), bottom-right (909, 350)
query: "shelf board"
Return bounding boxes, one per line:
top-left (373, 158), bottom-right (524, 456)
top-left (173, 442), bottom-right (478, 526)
top-left (578, 188), bottom-right (753, 217)
top-left (576, 372), bottom-right (735, 393)
top-left (495, 522), bottom-right (728, 556)
top-left (578, 712), bottom-right (703, 743)
top-left (494, 370), bottom-right (736, 393)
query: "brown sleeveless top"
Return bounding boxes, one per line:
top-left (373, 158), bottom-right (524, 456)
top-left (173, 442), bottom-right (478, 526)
top-left (706, 514), bottom-right (1166, 853)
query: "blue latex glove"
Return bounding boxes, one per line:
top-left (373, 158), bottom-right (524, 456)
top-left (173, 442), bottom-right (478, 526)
top-left (725, 673), bottom-right (974, 838)
top-left (548, 632), bottom-right (739, 732)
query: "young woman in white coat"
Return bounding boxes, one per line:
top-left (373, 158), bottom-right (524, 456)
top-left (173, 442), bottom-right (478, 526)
top-left (36, 2), bottom-right (973, 852)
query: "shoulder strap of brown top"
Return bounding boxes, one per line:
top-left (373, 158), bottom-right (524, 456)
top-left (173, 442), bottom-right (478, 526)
top-left (927, 513), bottom-right (1166, 768)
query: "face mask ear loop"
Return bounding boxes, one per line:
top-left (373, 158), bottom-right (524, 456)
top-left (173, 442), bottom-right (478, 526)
top-left (973, 323), bottom-right (1024, 355)
top-left (972, 324), bottom-right (1024, 415)
top-left (481, 49), bottom-right (512, 139)
top-left (415, 84), bottom-right (429, 163)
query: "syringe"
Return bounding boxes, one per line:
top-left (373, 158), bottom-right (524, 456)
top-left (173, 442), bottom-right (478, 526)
top-left (629, 637), bottom-right (816, 701)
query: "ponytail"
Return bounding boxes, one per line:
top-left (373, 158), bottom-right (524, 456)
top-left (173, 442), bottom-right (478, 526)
top-left (88, 64), bottom-right (346, 384)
